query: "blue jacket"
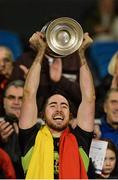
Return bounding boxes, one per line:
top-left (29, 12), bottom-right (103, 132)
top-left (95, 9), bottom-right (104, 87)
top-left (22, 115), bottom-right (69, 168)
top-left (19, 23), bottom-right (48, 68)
top-left (100, 117), bottom-right (118, 148)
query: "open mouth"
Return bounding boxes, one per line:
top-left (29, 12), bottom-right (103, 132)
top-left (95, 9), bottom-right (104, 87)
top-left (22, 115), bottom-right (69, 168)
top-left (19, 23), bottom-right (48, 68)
top-left (53, 116), bottom-right (64, 121)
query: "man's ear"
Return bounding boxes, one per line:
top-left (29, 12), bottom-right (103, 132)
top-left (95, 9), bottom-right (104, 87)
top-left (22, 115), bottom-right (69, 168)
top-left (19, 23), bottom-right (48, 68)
top-left (69, 113), bottom-right (73, 121)
top-left (39, 112), bottom-right (45, 120)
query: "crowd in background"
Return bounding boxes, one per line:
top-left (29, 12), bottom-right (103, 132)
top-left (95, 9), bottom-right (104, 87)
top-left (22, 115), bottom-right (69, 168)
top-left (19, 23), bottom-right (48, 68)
top-left (0, 0), bottom-right (118, 178)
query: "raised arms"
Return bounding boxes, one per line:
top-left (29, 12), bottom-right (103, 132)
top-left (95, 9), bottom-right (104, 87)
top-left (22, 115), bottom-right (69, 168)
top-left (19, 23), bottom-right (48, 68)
top-left (19, 32), bottom-right (46, 129)
top-left (77, 33), bottom-right (95, 132)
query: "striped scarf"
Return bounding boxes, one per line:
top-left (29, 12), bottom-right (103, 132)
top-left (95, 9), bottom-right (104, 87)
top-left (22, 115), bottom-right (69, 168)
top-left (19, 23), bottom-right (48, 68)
top-left (26, 125), bottom-right (88, 179)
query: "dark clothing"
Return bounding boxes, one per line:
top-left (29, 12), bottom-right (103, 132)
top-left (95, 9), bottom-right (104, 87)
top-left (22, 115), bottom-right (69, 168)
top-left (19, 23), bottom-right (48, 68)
top-left (95, 173), bottom-right (118, 179)
top-left (100, 117), bottom-right (118, 148)
top-left (10, 50), bottom-right (80, 82)
top-left (95, 74), bottom-right (113, 118)
top-left (83, 2), bottom-right (117, 39)
top-left (0, 115), bottom-right (24, 178)
top-left (19, 123), bottom-right (93, 178)
top-left (19, 124), bottom-right (93, 156)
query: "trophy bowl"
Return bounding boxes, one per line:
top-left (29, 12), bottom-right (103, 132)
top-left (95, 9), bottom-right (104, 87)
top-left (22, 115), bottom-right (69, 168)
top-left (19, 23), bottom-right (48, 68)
top-left (41, 17), bottom-right (83, 57)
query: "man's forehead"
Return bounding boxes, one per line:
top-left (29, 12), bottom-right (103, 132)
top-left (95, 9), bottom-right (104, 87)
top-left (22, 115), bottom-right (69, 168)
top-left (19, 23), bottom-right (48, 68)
top-left (48, 94), bottom-right (68, 104)
top-left (108, 91), bottom-right (118, 100)
top-left (0, 49), bottom-right (7, 55)
top-left (6, 86), bottom-right (23, 94)
top-left (109, 91), bottom-right (118, 97)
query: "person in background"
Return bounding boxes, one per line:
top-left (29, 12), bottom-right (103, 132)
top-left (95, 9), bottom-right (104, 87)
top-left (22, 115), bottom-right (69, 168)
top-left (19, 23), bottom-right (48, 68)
top-left (0, 46), bottom-right (14, 116)
top-left (93, 118), bottom-right (102, 139)
top-left (0, 147), bottom-right (16, 179)
top-left (84, 0), bottom-right (117, 41)
top-left (95, 51), bottom-right (118, 118)
top-left (19, 31), bottom-right (95, 179)
top-left (94, 88), bottom-right (118, 148)
top-left (0, 46), bottom-right (13, 79)
top-left (0, 80), bottom-right (25, 178)
top-left (108, 51), bottom-right (118, 89)
top-left (95, 139), bottom-right (118, 179)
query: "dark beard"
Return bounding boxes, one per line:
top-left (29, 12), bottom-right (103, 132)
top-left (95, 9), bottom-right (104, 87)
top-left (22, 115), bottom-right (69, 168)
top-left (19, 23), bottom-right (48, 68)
top-left (46, 120), bottom-right (68, 132)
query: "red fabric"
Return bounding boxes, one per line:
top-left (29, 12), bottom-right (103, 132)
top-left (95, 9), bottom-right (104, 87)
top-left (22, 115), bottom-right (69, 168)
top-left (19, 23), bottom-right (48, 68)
top-left (59, 128), bottom-right (88, 179)
top-left (0, 148), bottom-right (16, 179)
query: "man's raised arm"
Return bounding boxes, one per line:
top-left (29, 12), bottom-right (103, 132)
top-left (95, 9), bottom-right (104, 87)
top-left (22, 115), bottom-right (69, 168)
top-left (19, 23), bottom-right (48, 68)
top-left (77, 33), bottom-right (95, 132)
top-left (19, 32), bottom-right (46, 129)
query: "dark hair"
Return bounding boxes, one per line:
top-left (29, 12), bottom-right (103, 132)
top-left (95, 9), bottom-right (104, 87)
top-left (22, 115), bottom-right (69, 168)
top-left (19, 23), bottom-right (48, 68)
top-left (4, 80), bottom-right (24, 97)
top-left (104, 88), bottom-right (118, 103)
top-left (39, 89), bottom-right (75, 119)
top-left (101, 138), bottom-right (118, 177)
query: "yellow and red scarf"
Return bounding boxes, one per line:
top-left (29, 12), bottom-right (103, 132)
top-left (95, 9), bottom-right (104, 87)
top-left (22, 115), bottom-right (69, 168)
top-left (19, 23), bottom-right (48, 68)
top-left (26, 125), bottom-right (88, 179)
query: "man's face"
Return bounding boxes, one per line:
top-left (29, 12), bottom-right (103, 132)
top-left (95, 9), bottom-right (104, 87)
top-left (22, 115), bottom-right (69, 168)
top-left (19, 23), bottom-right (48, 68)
top-left (4, 86), bottom-right (23, 118)
top-left (104, 91), bottom-right (118, 127)
top-left (44, 94), bottom-right (70, 133)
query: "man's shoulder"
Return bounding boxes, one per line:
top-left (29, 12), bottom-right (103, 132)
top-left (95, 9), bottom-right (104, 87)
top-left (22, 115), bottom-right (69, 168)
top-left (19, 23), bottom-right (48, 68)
top-left (101, 119), bottom-right (115, 131)
top-left (19, 122), bottom-right (41, 136)
top-left (70, 125), bottom-right (93, 135)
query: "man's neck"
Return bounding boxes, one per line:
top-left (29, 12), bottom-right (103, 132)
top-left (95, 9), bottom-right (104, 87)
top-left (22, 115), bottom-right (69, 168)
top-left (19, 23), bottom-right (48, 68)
top-left (111, 124), bottom-right (118, 129)
top-left (49, 129), bottom-right (64, 138)
top-left (107, 119), bottom-right (118, 129)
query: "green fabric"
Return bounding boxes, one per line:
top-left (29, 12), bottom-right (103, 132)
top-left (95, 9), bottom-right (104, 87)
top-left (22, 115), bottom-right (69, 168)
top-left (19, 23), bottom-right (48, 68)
top-left (21, 140), bottom-right (89, 174)
top-left (21, 146), bottom-right (34, 174)
top-left (79, 147), bottom-right (89, 171)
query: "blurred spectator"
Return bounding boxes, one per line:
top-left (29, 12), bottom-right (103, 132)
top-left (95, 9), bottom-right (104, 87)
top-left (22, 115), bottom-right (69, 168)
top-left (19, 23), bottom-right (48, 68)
top-left (0, 80), bottom-right (25, 178)
top-left (95, 88), bottom-right (118, 148)
top-left (95, 139), bottom-right (118, 179)
top-left (0, 46), bottom-right (13, 78)
top-left (84, 0), bottom-right (117, 41)
top-left (0, 30), bottom-right (23, 60)
top-left (93, 119), bottom-right (102, 139)
top-left (108, 51), bottom-right (118, 88)
top-left (111, 16), bottom-right (118, 41)
top-left (0, 46), bottom-right (14, 116)
top-left (95, 51), bottom-right (118, 118)
top-left (0, 148), bottom-right (16, 179)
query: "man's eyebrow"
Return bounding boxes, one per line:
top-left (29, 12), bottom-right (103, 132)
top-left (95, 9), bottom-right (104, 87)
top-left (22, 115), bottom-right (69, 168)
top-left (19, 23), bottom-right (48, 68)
top-left (61, 102), bottom-right (69, 107)
top-left (48, 102), bottom-right (57, 105)
top-left (6, 95), bottom-right (23, 98)
top-left (48, 102), bottom-right (69, 106)
top-left (110, 99), bottom-right (118, 102)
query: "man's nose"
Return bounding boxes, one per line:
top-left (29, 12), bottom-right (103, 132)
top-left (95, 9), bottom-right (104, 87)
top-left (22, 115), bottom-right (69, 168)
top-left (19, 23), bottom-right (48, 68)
top-left (13, 98), bottom-right (21, 104)
top-left (56, 105), bottom-right (62, 112)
